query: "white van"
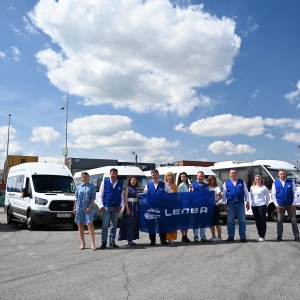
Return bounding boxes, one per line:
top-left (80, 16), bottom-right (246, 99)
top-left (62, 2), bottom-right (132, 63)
top-left (211, 160), bottom-right (300, 221)
top-left (73, 166), bottom-right (148, 221)
top-left (4, 163), bottom-right (76, 230)
top-left (144, 166), bottom-right (226, 222)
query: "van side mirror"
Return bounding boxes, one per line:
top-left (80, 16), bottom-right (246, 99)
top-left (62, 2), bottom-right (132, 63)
top-left (22, 188), bottom-right (29, 198)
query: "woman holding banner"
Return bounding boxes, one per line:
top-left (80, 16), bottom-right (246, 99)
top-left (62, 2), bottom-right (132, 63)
top-left (177, 172), bottom-right (191, 243)
top-left (164, 172), bottom-right (178, 243)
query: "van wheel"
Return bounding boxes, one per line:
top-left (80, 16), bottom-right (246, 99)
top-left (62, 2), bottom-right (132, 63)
top-left (269, 206), bottom-right (278, 222)
top-left (27, 213), bottom-right (36, 230)
top-left (7, 207), bottom-right (13, 225)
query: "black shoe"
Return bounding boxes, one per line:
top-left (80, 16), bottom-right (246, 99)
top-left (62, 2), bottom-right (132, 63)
top-left (182, 235), bottom-right (191, 243)
top-left (109, 241), bottom-right (119, 248)
top-left (240, 238), bottom-right (248, 243)
top-left (99, 243), bottom-right (107, 249)
top-left (128, 242), bottom-right (137, 246)
top-left (150, 240), bottom-right (156, 246)
top-left (295, 236), bottom-right (300, 242)
top-left (277, 237), bottom-right (282, 242)
top-left (226, 237), bottom-right (234, 242)
top-left (161, 240), bottom-right (168, 245)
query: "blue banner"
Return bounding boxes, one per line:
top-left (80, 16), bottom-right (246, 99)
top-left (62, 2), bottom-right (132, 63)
top-left (138, 191), bottom-right (215, 234)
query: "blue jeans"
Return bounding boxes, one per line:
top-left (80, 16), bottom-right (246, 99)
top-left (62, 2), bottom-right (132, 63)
top-left (102, 207), bottom-right (119, 244)
top-left (193, 228), bottom-right (206, 238)
top-left (227, 202), bottom-right (246, 239)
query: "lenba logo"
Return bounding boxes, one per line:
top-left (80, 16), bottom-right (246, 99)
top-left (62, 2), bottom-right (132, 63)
top-left (144, 208), bottom-right (160, 220)
top-left (165, 207), bottom-right (208, 216)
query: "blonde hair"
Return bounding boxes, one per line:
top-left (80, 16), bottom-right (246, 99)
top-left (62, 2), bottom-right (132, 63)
top-left (252, 175), bottom-right (264, 186)
top-left (164, 171), bottom-right (175, 184)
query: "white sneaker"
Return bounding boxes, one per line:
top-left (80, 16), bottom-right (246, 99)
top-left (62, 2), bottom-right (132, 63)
top-left (213, 237), bottom-right (222, 241)
top-left (168, 239), bottom-right (175, 243)
top-left (256, 237), bottom-right (265, 242)
top-left (209, 236), bottom-right (215, 241)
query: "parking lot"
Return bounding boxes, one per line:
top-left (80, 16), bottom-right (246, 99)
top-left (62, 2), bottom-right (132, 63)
top-left (1, 207), bottom-right (300, 300)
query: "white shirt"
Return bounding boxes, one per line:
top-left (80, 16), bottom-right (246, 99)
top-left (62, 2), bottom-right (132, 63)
top-left (271, 180), bottom-right (297, 206)
top-left (209, 186), bottom-right (222, 205)
top-left (250, 185), bottom-right (270, 207)
top-left (98, 179), bottom-right (124, 209)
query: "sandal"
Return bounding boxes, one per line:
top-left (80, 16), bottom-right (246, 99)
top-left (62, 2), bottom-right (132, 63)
top-left (80, 243), bottom-right (85, 250)
top-left (91, 244), bottom-right (96, 251)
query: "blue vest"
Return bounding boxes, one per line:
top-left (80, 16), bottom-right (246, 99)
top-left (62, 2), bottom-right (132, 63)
top-left (103, 179), bottom-right (123, 207)
top-left (274, 180), bottom-right (294, 206)
top-left (225, 179), bottom-right (245, 203)
top-left (192, 181), bottom-right (209, 192)
top-left (147, 181), bottom-right (166, 194)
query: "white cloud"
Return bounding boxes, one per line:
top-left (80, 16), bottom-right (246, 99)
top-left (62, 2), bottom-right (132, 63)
top-left (68, 114), bottom-right (179, 163)
top-left (282, 132), bottom-right (300, 143)
top-left (189, 114), bottom-right (265, 137)
top-left (174, 122), bottom-right (187, 132)
top-left (285, 80), bottom-right (300, 102)
top-left (11, 46), bottom-right (21, 61)
top-left (208, 140), bottom-right (256, 155)
top-left (0, 51), bottom-right (5, 58)
top-left (30, 126), bottom-right (61, 145)
top-left (30, 0), bottom-right (241, 116)
top-left (225, 78), bottom-right (234, 85)
top-left (39, 156), bottom-right (65, 164)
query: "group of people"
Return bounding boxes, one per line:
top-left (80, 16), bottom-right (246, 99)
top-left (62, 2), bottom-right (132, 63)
top-left (73, 167), bottom-right (300, 250)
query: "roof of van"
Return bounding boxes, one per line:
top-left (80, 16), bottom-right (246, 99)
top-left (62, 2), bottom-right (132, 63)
top-left (74, 165), bottom-right (146, 178)
top-left (8, 162), bottom-right (73, 176)
top-left (144, 166), bottom-right (216, 175)
top-left (212, 160), bottom-right (297, 171)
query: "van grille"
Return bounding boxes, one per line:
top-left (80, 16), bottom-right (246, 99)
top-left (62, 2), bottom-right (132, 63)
top-left (49, 200), bottom-right (74, 212)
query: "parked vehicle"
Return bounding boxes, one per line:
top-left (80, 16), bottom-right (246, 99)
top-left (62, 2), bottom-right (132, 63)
top-left (144, 166), bottom-right (226, 222)
top-left (4, 163), bottom-right (76, 230)
top-left (211, 160), bottom-right (300, 222)
top-left (73, 166), bottom-right (148, 222)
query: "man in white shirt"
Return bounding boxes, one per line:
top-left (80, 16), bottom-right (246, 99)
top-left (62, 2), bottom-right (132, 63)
top-left (271, 169), bottom-right (300, 242)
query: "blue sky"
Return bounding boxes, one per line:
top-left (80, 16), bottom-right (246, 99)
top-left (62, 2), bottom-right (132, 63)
top-left (1, 0), bottom-right (300, 169)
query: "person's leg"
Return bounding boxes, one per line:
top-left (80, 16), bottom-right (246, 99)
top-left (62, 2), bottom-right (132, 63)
top-left (236, 202), bottom-right (246, 239)
top-left (200, 227), bottom-right (206, 238)
top-left (258, 205), bottom-right (267, 238)
top-left (78, 223), bottom-right (85, 249)
top-left (87, 222), bottom-right (96, 250)
top-left (210, 226), bottom-right (216, 238)
top-left (149, 233), bottom-right (156, 243)
top-left (101, 207), bottom-right (110, 244)
top-left (285, 205), bottom-right (300, 238)
top-left (109, 208), bottom-right (119, 243)
top-left (252, 206), bottom-right (261, 237)
top-left (277, 205), bottom-right (285, 240)
top-left (216, 225), bottom-right (222, 238)
top-left (227, 203), bottom-right (236, 239)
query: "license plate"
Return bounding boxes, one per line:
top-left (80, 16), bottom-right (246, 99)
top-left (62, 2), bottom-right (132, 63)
top-left (57, 213), bottom-right (71, 218)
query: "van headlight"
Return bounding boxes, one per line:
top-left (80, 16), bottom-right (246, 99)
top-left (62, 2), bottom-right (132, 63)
top-left (35, 197), bottom-right (48, 205)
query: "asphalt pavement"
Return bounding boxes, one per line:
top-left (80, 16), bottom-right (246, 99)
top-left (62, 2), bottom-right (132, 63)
top-left (1, 207), bottom-right (300, 300)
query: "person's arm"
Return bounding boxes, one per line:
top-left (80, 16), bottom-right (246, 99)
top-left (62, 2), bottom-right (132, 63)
top-left (243, 182), bottom-right (250, 203)
top-left (271, 183), bottom-right (278, 206)
top-left (86, 185), bottom-right (96, 213)
top-left (264, 186), bottom-right (270, 204)
top-left (99, 181), bottom-right (105, 211)
top-left (292, 181), bottom-right (298, 206)
top-left (222, 182), bottom-right (227, 204)
top-left (124, 187), bottom-right (130, 215)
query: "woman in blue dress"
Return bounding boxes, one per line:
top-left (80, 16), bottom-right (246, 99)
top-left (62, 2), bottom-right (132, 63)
top-left (74, 172), bottom-right (96, 250)
top-left (118, 175), bottom-right (139, 245)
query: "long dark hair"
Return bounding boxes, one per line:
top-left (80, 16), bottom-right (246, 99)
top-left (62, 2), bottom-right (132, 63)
top-left (177, 172), bottom-right (189, 187)
top-left (128, 175), bottom-right (138, 187)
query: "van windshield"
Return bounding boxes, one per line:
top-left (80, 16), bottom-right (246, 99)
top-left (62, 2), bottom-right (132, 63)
top-left (32, 175), bottom-right (76, 193)
top-left (266, 168), bottom-right (300, 186)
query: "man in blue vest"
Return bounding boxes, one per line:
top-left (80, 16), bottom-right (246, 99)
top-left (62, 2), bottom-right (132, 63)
top-left (222, 169), bottom-right (250, 242)
top-left (143, 169), bottom-right (172, 245)
top-left (271, 169), bottom-right (300, 242)
top-left (99, 168), bottom-right (124, 249)
top-left (192, 170), bottom-right (211, 243)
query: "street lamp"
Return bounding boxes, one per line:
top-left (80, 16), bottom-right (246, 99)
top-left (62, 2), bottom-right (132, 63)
top-left (60, 90), bottom-right (68, 165)
top-left (6, 114), bottom-right (11, 160)
top-left (132, 151), bottom-right (137, 167)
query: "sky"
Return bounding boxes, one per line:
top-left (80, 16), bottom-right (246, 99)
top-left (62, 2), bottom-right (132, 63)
top-left (1, 0), bottom-right (300, 169)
